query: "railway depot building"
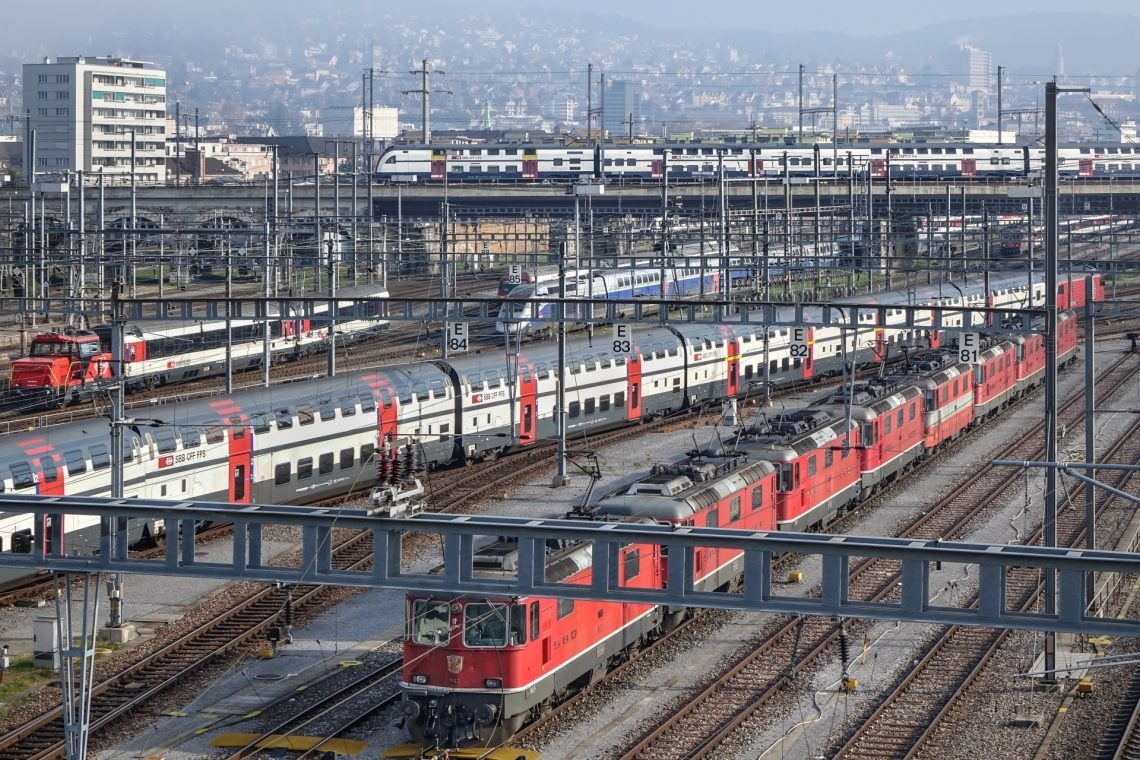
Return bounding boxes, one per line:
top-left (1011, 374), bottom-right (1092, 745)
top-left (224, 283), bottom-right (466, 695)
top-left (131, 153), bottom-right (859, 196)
top-left (22, 56), bottom-right (168, 184)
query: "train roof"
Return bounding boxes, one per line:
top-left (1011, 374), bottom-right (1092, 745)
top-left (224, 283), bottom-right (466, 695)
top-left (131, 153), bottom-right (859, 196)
top-left (594, 455), bottom-right (775, 521)
top-left (722, 409), bottom-right (856, 460)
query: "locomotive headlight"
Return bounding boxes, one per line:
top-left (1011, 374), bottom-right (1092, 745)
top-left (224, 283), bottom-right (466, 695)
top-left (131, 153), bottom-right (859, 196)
top-left (483, 677), bottom-right (503, 689)
top-left (412, 674), bottom-right (429, 685)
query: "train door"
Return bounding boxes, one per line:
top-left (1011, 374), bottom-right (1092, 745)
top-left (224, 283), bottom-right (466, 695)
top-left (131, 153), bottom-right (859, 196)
top-left (626, 355), bottom-right (642, 421)
top-left (800, 328), bottom-right (814, 380)
top-left (522, 150), bottom-right (539, 180)
top-left (518, 362), bottom-right (537, 445)
top-left (961, 159), bottom-right (977, 177)
top-left (874, 327), bottom-right (885, 362)
top-left (725, 338), bottom-right (740, 396)
top-left (227, 415), bottom-right (252, 504)
top-left (430, 149), bottom-right (447, 180)
top-left (1078, 159), bottom-right (1093, 178)
top-left (650, 158), bottom-right (663, 179)
top-left (36, 454), bottom-right (64, 497)
top-left (870, 159), bottom-right (886, 178)
top-left (750, 157), bottom-right (764, 177)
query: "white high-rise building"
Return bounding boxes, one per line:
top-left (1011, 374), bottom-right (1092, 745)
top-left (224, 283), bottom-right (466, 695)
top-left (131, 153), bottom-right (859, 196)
top-left (22, 56), bottom-right (167, 184)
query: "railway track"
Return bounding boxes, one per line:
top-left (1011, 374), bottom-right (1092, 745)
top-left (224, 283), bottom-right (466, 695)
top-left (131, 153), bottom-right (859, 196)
top-left (831, 413), bottom-right (1140, 759)
top-left (1097, 669), bottom-right (1140, 759)
top-left (602, 350), bottom-right (1140, 760)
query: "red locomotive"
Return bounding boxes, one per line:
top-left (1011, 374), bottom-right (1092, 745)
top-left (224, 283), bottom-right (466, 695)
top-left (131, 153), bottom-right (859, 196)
top-left (7, 329), bottom-right (114, 407)
top-left (398, 309), bottom-right (1084, 748)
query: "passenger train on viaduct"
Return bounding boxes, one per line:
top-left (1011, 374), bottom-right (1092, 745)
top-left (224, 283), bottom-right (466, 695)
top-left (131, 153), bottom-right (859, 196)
top-left (376, 140), bottom-right (1140, 183)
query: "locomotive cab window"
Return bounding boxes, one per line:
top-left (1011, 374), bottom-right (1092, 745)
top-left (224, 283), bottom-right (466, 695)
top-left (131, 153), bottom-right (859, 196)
top-left (410, 600), bottom-right (451, 645)
top-left (464, 602), bottom-right (507, 647)
top-left (624, 548), bottom-right (640, 582)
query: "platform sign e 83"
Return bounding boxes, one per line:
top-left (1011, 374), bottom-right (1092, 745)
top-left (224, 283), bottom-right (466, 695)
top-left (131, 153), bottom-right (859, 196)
top-left (612, 324), bottom-right (633, 355)
top-left (507, 264), bottom-right (523, 285)
top-left (447, 322), bottom-right (469, 353)
top-left (959, 332), bottom-right (980, 364)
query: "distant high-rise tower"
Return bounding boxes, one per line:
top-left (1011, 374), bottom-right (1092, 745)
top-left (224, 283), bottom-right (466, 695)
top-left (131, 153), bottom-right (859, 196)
top-left (962, 45), bottom-right (992, 95)
top-left (23, 56), bottom-right (167, 184)
top-left (602, 79), bottom-right (641, 139)
top-left (1057, 44), bottom-right (1065, 77)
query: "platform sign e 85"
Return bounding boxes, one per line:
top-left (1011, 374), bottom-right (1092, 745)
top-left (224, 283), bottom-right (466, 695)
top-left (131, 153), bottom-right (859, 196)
top-left (612, 324), bottom-right (633, 355)
top-left (507, 264), bottom-right (523, 285)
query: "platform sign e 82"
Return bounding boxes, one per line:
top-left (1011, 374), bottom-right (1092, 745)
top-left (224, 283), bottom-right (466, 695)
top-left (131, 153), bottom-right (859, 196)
top-left (447, 322), bottom-right (469, 353)
top-left (790, 327), bottom-right (809, 360)
top-left (612, 324), bottom-right (633, 355)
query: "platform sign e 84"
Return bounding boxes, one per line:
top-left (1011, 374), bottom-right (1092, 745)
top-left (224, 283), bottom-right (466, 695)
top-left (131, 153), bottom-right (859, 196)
top-left (612, 324), bottom-right (633, 355)
top-left (447, 322), bottom-right (469, 353)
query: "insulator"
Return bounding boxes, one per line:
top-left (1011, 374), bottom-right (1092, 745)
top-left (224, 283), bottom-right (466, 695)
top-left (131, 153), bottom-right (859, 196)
top-left (839, 628), bottom-right (850, 667)
top-left (378, 453), bottom-right (390, 485)
top-left (405, 443), bottom-right (417, 476)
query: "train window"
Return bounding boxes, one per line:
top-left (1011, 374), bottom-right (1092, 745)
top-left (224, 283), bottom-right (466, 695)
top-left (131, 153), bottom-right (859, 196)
top-left (706, 508), bottom-right (719, 528)
top-left (39, 456), bottom-right (58, 483)
top-left (90, 445), bottom-right (111, 470)
top-left (298, 405), bottom-right (315, 425)
top-left (557, 598), bottom-right (574, 620)
top-left (751, 485), bottom-right (763, 511)
top-left (825, 449), bottom-right (833, 468)
top-left (585, 398), bottom-right (595, 415)
top-left (183, 429), bottom-right (201, 449)
top-left (154, 428), bottom-right (178, 454)
top-left (363, 392), bottom-right (379, 412)
top-left (624, 548), bottom-right (640, 582)
top-left (205, 425), bottom-right (224, 444)
top-left (252, 414), bottom-right (271, 434)
top-left (730, 497), bottom-right (741, 522)
top-left (614, 391), bottom-right (626, 408)
top-left (861, 423), bottom-right (875, 446)
top-left (530, 601), bottom-right (540, 641)
top-left (274, 410), bottom-right (293, 430)
top-left (274, 463), bottom-right (291, 485)
top-left (568, 401), bottom-right (580, 418)
top-left (793, 358), bottom-right (801, 369)
top-left (340, 448), bottom-right (354, 469)
top-left (297, 457), bottom-right (313, 480)
top-left (411, 600), bottom-right (451, 645)
top-left (319, 453), bottom-right (334, 475)
top-left (884, 416), bottom-right (891, 434)
top-left (464, 603), bottom-right (508, 647)
top-left (361, 443), bottom-right (376, 463)
top-left (319, 403), bottom-right (337, 421)
top-left (64, 450), bottom-right (86, 475)
top-left (230, 416), bottom-right (245, 439)
top-left (807, 455), bottom-right (817, 478)
top-left (910, 402), bottom-right (916, 421)
top-left (897, 409), bottom-right (904, 428)
top-left (599, 395), bottom-right (611, 412)
top-left (10, 462), bottom-right (34, 489)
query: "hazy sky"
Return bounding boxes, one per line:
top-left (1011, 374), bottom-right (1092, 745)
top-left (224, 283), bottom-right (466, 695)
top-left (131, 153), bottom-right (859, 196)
top-left (14, 0), bottom-right (1140, 37)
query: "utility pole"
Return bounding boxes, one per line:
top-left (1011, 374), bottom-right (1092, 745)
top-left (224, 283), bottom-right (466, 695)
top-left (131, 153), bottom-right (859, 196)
top-left (798, 63), bottom-right (805, 144)
top-left (997, 65), bottom-right (1004, 144)
top-left (587, 63), bottom-right (593, 141)
top-left (403, 59), bottom-right (450, 144)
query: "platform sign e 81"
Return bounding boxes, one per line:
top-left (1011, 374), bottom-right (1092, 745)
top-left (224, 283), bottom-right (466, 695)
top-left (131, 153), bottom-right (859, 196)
top-left (447, 322), bottom-right (469, 353)
top-left (507, 264), bottom-right (523, 285)
top-left (959, 332), bottom-right (980, 364)
top-left (612, 324), bottom-right (633, 355)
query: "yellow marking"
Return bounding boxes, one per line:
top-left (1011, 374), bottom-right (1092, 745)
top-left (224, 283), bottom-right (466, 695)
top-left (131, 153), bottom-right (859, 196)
top-left (211, 734), bottom-right (368, 754)
top-left (241, 710), bottom-right (261, 719)
top-left (1059, 706), bottom-right (1068, 713)
top-left (339, 659), bottom-right (363, 667)
top-left (294, 684), bottom-right (309, 691)
top-left (161, 710), bottom-right (188, 718)
top-left (1090, 636), bottom-right (1113, 647)
top-left (382, 746), bottom-right (541, 760)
